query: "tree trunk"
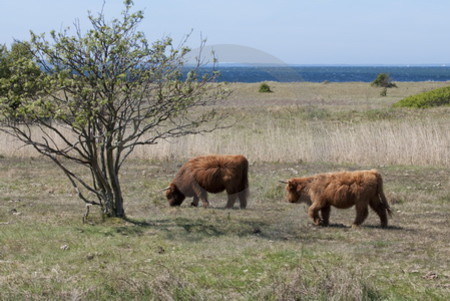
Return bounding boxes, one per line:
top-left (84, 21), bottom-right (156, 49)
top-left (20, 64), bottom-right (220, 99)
top-left (106, 143), bottom-right (126, 218)
top-left (103, 193), bottom-right (125, 218)
top-left (114, 193), bottom-right (125, 218)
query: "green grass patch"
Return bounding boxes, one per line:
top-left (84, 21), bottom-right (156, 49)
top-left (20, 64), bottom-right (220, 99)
top-left (393, 86), bottom-right (450, 108)
top-left (1, 158), bottom-right (448, 299)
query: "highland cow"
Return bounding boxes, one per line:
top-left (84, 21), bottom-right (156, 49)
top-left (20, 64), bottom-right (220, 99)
top-left (282, 170), bottom-right (392, 228)
top-left (165, 155), bottom-right (249, 209)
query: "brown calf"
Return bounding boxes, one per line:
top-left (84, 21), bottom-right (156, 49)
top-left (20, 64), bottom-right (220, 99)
top-left (283, 170), bottom-right (392, 228)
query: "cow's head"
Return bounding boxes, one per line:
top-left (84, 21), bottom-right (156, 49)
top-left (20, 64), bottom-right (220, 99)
top-left (165, 183), bottom-right (186, 206)
top-left (283, 179), bottom-right (306, 203)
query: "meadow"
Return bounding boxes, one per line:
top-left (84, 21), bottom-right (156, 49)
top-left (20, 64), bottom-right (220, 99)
top-left (0, 81), bottom-right (449, 300)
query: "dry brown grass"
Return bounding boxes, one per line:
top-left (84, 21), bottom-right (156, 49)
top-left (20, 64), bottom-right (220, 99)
top-left (3, 82), bottom-right (450, 168)
top-left (3, 113), bottom-right (450, 167)
top-left (223, 81), bottom-right (450, 108)
top-left (138, 111), bottom-right (450, 166)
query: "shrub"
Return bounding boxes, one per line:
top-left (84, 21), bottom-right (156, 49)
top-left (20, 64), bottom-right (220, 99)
top-left (393, 86), bottom-right (450, 108)
top-left (371, 73), bottom-right (397, 88)
top-left (259, 82), bottom-right (272, 93)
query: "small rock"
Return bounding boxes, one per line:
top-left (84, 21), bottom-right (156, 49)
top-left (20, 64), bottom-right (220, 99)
top-left (252, 227), bottom-right (262, 234)
top-left (423, 272), bottom-right (438, 280)
top-left (10, 209), bottom-right (21, 216)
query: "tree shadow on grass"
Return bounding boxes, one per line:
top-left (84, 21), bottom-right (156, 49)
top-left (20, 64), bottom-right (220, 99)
top-left (124, 217), bottom-right (154, 227)
top-left (124, 215), bottom-right (271, 241)
top-left (122, 215), bottom-right (409, 242)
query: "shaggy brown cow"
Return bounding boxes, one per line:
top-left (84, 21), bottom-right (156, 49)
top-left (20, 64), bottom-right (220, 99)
top-left (165, 155), bottom-right (249, 209)
top-left (283, 170), bottom-right (392, 228)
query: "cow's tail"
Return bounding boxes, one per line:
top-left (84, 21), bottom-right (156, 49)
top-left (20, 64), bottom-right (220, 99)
top-left (376, 171), bottom-right (392, 217)
top-left (242, 158), bottom-right (249, 197)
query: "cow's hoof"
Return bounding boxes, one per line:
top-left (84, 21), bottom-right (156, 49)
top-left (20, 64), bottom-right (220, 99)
top-left (314, 219), bottom-right (324, 226)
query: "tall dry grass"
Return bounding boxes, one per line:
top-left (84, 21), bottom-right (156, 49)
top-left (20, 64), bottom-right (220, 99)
top-left (1, 82), bottom-right (449, 167)
top-left (1, 113), bottom-right (449, 167)
top-left (136, 115), bottom-right (450, 167)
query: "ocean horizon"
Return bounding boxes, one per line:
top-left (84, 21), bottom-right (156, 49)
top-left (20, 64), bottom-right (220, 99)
top-left (190, 65), bottom-right (450, 83)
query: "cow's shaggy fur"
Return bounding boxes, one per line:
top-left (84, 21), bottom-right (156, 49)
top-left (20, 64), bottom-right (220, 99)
top-left (284, 170), bottom-right (392, 228)
top-left (166, 155), bottom-right (249, 208)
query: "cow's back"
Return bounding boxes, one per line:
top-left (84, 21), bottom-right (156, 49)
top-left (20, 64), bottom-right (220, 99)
top-left (182, 155), bottom-right (248, 194)
top-left (312, 170), bottom-right (379, 208)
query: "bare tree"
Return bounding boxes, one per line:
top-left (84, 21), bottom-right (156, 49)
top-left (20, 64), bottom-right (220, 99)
top-left (0, 1), bottom-right (228, 218)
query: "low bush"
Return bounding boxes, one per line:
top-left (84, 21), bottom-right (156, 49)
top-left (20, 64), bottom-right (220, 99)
top-left (371, 73), bottom-right (397, 88)
top-left (393, 86), bottom-right (450, 108)
top-left (258, 82), bottom-right (272, 93)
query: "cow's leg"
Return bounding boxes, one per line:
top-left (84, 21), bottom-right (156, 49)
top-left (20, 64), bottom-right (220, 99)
top-left (320, 205), bottom-right (331, 226)
top-left (225, 193), bottom-right (237, 209)
top-left (369, 198), bottom-right (388, 228)
top-left (353, 203), bottom-right (369, 228)
top-left (238, 190), bottom-right (247, 209)
top-left (191, 196), bottom-right (199, 207)
top-left (200, 192), bottom-right (210, 208)
top-left (308, 203), bottom-right (323, 226)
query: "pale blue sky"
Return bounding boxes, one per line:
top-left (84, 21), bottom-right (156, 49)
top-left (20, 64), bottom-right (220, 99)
top-left (1, 0), bottom-right (449, 65)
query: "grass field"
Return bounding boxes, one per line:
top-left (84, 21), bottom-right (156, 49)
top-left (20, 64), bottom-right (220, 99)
top-left (0, 81), bottom-right (449, 300)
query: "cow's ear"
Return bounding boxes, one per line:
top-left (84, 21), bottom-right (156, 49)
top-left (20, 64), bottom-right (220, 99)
top-left (296, 183), bottom-right (304, 193)
top-left (287, 180), bottom-right (296, 191)
top-left (168, 183), bottom-right (177, 193)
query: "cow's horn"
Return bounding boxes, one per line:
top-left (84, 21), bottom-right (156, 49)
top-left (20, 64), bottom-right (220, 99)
top-left (159, 186), bottom-right (170, 192)
top-left (278, 180), bottom-right (288, 184)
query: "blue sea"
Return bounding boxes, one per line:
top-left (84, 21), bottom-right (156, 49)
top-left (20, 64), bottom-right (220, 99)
top-left (194, 65), bottom-right (450, 83)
